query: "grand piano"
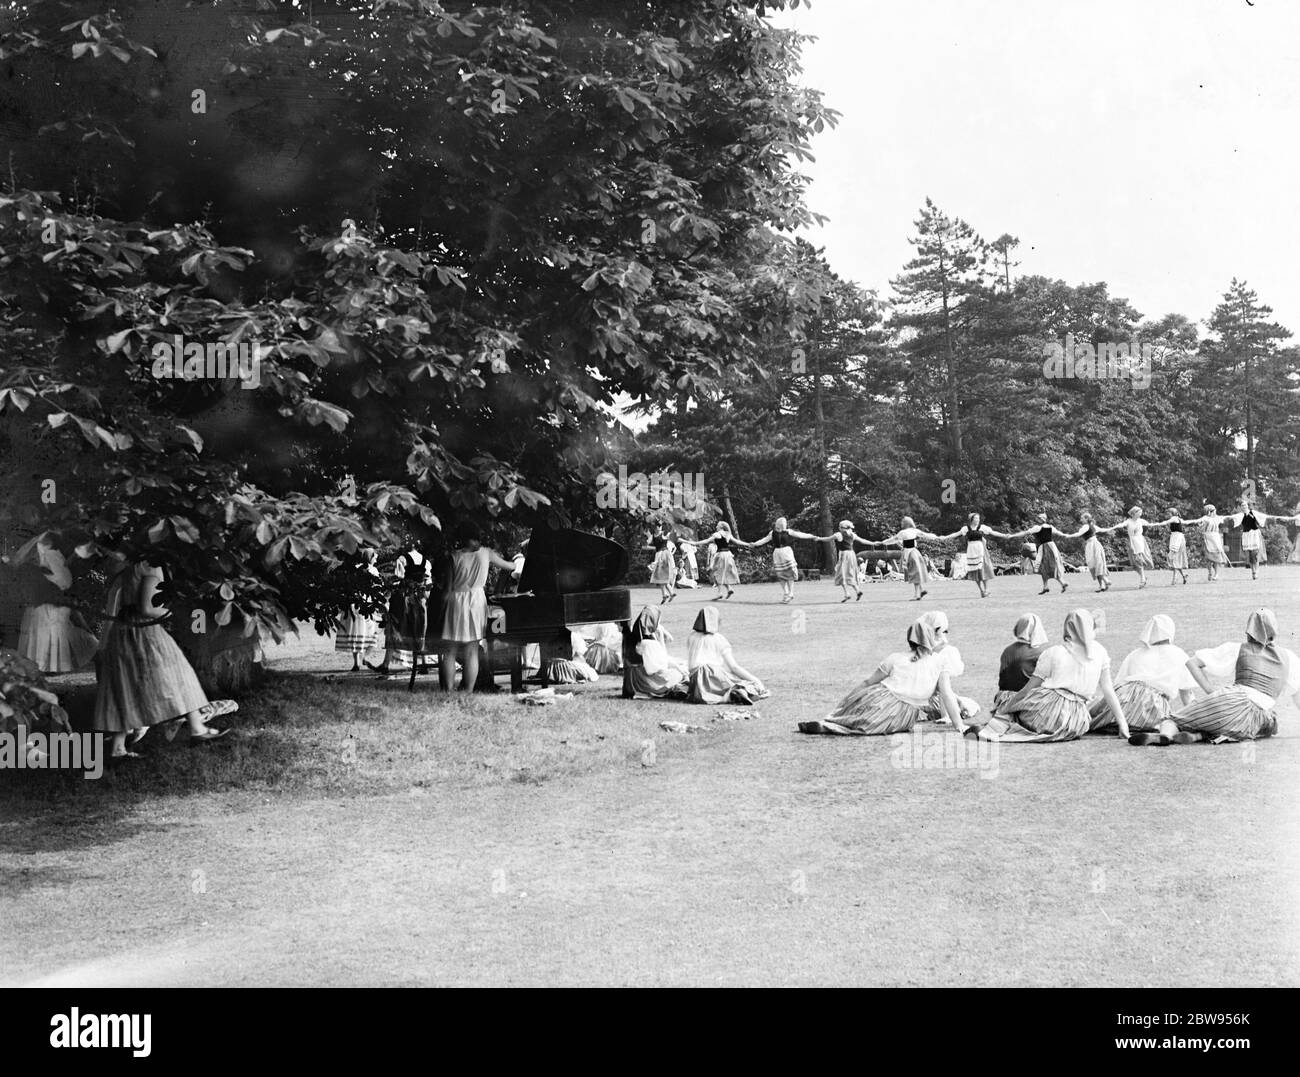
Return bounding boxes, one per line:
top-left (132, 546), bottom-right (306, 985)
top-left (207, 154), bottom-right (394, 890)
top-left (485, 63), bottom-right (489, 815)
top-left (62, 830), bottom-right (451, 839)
top-left (486, 526), bottom-right (633, 693)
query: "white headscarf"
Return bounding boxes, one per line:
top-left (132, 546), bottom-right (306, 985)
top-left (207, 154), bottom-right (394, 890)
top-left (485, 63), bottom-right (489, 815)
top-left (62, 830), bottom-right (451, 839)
top-left (1012, 613), bottom-right (1048, 647)
top-left (1138, 614), bottom-right (1176, 647)
top-left (1063, 609), bottom-right (1098, 660)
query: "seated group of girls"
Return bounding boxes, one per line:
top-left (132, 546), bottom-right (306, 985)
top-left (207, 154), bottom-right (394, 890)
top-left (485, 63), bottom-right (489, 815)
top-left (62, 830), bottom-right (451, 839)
top-left (799, 606), bottom-right (1299, 745)
top-left (623, 605), bottom-right (769, 705)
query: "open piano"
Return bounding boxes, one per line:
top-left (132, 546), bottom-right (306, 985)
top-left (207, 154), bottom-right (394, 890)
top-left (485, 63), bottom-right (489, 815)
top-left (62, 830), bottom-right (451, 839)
top-left (486, 526), bottom-right (633, 693)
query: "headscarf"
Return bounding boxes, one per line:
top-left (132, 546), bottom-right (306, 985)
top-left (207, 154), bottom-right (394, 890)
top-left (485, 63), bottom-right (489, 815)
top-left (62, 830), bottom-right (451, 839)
top-left (906, 614), bottom-right (942, 656)
top-left (774, 516), bottom-right (788, 531)
top-left (1245, 608), bottom-right (1277, 647)
top-left (1012, 613), bottom-right (1048, 647)
top-left (632, 605), bottom-right (662, 643)
top-left (1063, 608), bottom-right (1098, 660)
top-left (901, 516), bottom-right (916, 529)
top-left (838, 519), bottom-right (853, 532)
top-left (692, 606), bottom-right (720, 634)
top-left (1138, 614), bottom-right (1175, 647)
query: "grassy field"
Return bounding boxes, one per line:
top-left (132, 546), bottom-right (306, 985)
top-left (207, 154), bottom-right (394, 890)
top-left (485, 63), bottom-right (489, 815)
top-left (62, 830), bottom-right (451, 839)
top-left (2, 567), bottom-right (1298, 986)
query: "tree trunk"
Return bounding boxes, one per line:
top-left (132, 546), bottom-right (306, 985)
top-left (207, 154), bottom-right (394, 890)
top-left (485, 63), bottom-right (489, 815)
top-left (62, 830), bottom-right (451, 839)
top-left (938, 249), bottom-right (963, 462)
top-left (811, 345), bottom-right (834, 571)
top-left (721, 484), bottom-right (739, 537)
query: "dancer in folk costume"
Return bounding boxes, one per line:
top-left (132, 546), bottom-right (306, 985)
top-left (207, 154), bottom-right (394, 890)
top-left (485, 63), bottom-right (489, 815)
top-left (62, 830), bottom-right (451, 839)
top-left (623, 605), bottom-right (688, 698)
top-left (1098, 615), bottom-right (1197, 738)
top-left (1226, 500), bottom-right (1299, 580)
top-left (798, 611), bottom-right (975, 735)
top-left (975, 610), bottom-right (1129, 743)
top-left (880, 516), bottom-right (940, 601)
top-left (678, 533), bottom-right (700, 584)
top-left (685, 606), bottom-right (769, 705)
top-left (1153, 509), bottom-right (1192, 585)
top-left (748, 516), bottom-right (818, 603)
top-left (1148, 609), bottom-right (1300, 745)
top-left (937, 513), bottom-right (1016, 598)
top-left (1065, 512), bottom-right (1119, 592)
top-left (697, 521), bottom-right (742, 600)
top-left (993, 613), bottom-right (1049, 712)
top-left (16, 540), bottom-right (98, 674)
top-left (1190, 503), bottom-right (1230, 581)
top-left (1008, 513), bottom-right (1070, 595)
top-left (334, 548), bottom-right (382, 670)
top-left (583, 622), bottom-right (624, 675)
top-left (816, 520), bottom-right (874, 602)
top-left (93, 560), bottom-right (237, 758)
top-left (1120, 506), bottom-right (1157, 588)
top-left (371, 543), bottom-right (434, 676)
top-left (439, 525), bottom-right (514, 691)
top-left (644, 523), bottom-right (678, 604)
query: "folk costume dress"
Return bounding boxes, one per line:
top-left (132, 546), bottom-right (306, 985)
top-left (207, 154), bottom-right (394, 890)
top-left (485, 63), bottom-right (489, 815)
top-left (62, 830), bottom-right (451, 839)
top-left (896, 528), bottom-right (929, 586)
top-left (980, 612), bottom-right (1106, 743)
top-left (1171, 610), bottom-right (1299, 742)
top-left (542, 629), bottom-right (600, 683)
top-left (649, 535), bottom-right (677, 585)
top-left (832, 529), bottom-right (862, 590)
top-left (685, 607), bottom-right (766, 705)
top-left (1094, 615), bottom-right (1196, 732)
top-left (961, 523), bottom-right (995, 582)
top-left (1200, 512), bottom-right (1230, 566)
top-left (1033, 524), bottom-right (1065, 584)
top-left (1124, 518), bottom-right (1155, 571)
top-left (17, 544), bottom-right (97, 674)
top-left (994, 614), bottom-right (1048, 710)
top-left (709, 534), bottom-right (741, 587)
top-left (386, 549), bottom-right (434, 663)
top-left (765, 529), bottom-right (800, 583)
top-left (625, 606), bottom-right (688, 699)
top-left (1081, 521), bottom-right (1110, 583)
top-left (334, 555), bottom-right (381, 657)
top-left (1165, 517), bottom-right (1190, 570)
top-left (92, 562), bottom-right (212, 734)
top-left (583, 622), bottom-right (624, 675)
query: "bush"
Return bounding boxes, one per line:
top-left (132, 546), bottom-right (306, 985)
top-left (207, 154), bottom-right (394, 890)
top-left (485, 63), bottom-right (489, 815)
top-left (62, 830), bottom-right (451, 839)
top-left (0, 648), bottom-right (71, 737)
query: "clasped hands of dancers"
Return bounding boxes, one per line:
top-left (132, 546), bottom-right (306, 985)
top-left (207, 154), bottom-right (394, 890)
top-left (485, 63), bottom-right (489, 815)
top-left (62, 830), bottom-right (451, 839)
top-left (798, 606), bottom-right (1300, 748)
top-left (650, 499), bottom-right (1297, 605)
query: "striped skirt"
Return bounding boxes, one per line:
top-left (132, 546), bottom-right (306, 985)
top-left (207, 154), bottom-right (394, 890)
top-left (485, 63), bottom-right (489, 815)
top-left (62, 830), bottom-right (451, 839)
top-left (18, 604), bottom-right (98, 674)
top-left (800, 681), bottom-right (926, 736)
top-left (963, 542), bottom-right (994, 582)
top-left (543, 657), bottom-right (599, 684)
top-left (1037, 542), bottom-right (1063, 582)
top-left (1083, 537), bottom-right (1109, 580)
top-left (980, 687), bottom-right (1090, 742)
top-left (628, 662), bottom-right (687, 699)
top-left (584, 642), bottom-right (622, 674)
top-left (1098, 680), bottom-right (1169, 732)
top-left (1129, 535), bottom-right (1154, 570)
top-left (901, 547), bottom-right (928, 586)
top-left (1202, 530), bottom-right (1229, 565)
top-left (1241, 530), bottom-right (1266, 563)
top-left (772, 545), bottom-right (799, 582)
top-left (334, 608), bottom-right (378, 654)
top-left (1170, 687), bottom-right (1277, 742)
top-left (993, 688), bottom-right (1019, 711)
top-left (1167, 531), bottom-right (1189, 569)
top-left (687, 664), bottom-right (741, 705)
top-left (711, 550), bottom-right (740, 586)
top-left (833, 549), bottom-right (860, 588)
top-left (650, 549), bottom-right (676, 584)
top-left (93, 622), bottom-right (209, 732)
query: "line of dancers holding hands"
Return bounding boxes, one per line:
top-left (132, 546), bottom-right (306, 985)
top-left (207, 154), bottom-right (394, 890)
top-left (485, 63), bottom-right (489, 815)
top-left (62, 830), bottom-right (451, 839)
top-left (794, 606), bottom-right (1300, 747)
top-left (644, 499), bottom-right (1299, 606)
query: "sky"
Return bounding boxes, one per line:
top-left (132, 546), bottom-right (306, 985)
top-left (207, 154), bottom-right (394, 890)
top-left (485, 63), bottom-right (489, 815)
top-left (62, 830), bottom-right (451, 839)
top-left (773, 0), bottom-right (1300, 335)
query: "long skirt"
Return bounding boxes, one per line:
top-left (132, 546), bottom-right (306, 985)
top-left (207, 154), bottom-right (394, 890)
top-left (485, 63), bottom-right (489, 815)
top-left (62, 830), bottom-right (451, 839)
top-left (628, 662), bottom-right (687, 699)
top-left (1128, 535), bottom-right (1154, 570)
top-left (711, 550), bottom-right (740, 586)
top-left (585, 642), bottom-right (622, 674)
top-left (1202, 530), bottom-right (1229, 565)
top-left (442, 588), bottom-right (486, 643)
top-left (1170, 687), bottom-right (1277, 742)
top-left (1083, 537), bottom-right (1109, 581)
top-left (93, 622), bottom-right (209, 732)
top-left (962, 542), bottom-right (994, 582)
top-left (19, 604), bottom-right (98, 674)
top-left (901, 547), bottom-right (928, 586)
top-left (979, 687), bottom-right (1090, 742)
top-left (1241, 530), bottom-right (1266, 566)
top-left (1093, 680), bottom-right (1168, 732)
top-left (650, 548), bottom-right (676, 584)
top-left (544, 656), bottom-right (599, 683)
top-left (1037, 542), bottom-right (1063, 582)
top-left (1167, 531), bottom-right (1189, 570)
top-left (386, 587), bottom-right (430, 652)
top-left (992, 688), bottom-right (1019, 711)
top-left (687, 664), bottom-right (754, 705)
top-left (772, 545), bottom-right (799, 582)
top-left (833, 550), bottom-right (860, 588)
top-left (334, 608), bottom-right (378, 654)
top-left (800, 682), bottom-right (926, 736)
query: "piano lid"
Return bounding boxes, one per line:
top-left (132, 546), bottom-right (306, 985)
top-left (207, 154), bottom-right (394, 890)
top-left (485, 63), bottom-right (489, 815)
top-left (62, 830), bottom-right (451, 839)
top-left (516, 527), bottom-right (628, 594)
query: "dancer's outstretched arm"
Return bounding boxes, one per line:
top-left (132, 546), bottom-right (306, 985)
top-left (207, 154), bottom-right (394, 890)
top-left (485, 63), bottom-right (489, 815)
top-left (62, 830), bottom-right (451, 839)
top-left (747, 532), bottom-right (773, 548)
top-left (786, 528), bottom-right (818, 541)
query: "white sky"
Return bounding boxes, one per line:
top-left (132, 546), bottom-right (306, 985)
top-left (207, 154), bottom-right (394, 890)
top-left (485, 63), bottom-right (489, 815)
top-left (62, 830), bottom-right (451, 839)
top-left (774, 0), bottom-right (1300, 335)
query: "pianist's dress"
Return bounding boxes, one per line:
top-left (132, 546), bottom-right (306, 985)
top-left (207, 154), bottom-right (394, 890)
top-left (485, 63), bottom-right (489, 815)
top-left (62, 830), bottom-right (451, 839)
top-left (442, 546), bottom-right (491, 643)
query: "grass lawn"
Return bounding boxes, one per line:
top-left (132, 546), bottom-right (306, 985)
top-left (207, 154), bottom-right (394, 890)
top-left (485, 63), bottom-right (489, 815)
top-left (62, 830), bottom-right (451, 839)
top-left (2, 567), bottom-right (1298, 986)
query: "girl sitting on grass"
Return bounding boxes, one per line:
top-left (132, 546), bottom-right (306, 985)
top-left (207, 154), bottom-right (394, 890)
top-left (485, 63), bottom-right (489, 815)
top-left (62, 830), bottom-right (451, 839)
top-left (685, 606), bottom-right (768, 705)
top-left (1091, 614), bottom-right (1196, 736)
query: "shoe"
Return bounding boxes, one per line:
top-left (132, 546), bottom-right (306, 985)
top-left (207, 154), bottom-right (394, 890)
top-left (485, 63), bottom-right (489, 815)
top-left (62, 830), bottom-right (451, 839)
top-left (190, 729), bottom-right (230, 744)
top-left (726, 589), bottom-right (735, 599)
top-left (1061, 583), bottom-right (1068, 593)
top-left (1038, 588), bottom-right (1050, 595)
top-left (1128, 732), bottom-right (1160, 746)
top-left (920, 590), bottom-right (928, 598)
top-left (1169, 731), bottom-right (1199, 745)
top-left (855, 591), bottom-right (863, 601)
top-left (841, 597), bottom-right (850, 603)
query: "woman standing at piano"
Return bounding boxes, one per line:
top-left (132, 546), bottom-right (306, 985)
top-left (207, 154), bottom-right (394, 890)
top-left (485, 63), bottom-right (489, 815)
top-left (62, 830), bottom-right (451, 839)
top-left (644, 523), bottom-right (678, 604)
top-left (696, 521), bottom-right (742, 600)
top-left (439, 523), bottom-right (516, 692)
top-left (748, 516), bottom-right (819, 603)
